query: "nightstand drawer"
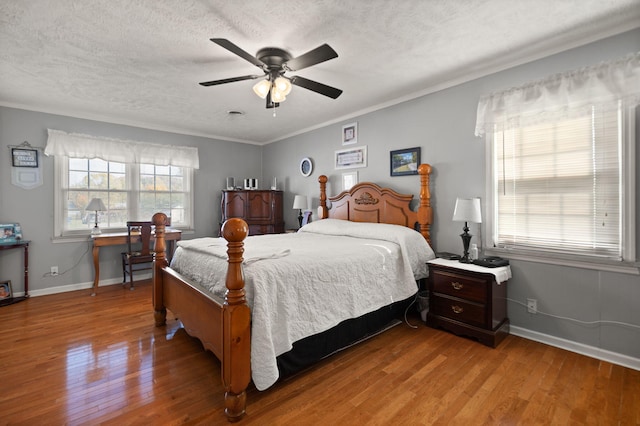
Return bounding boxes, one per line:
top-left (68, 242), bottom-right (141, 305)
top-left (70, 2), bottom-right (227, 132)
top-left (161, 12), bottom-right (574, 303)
top-left (432, 270), bottom-right (487, 303)
top-left (430, 295), bottom-right (486, 328)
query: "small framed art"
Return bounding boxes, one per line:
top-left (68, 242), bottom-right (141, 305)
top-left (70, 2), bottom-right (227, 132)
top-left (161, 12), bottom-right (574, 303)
top-left (341, 122), bottom-right (358, 145)
top-left (342, 171), bottom-right (358, 191)
top-left (335, 146), bottom-right (367, 169)
top-left (12, 148), bottom-right (38, 167)
top-left (390, 147), bottom-right (421, 176)
top-left (0, 281), bottom-right (12, 301)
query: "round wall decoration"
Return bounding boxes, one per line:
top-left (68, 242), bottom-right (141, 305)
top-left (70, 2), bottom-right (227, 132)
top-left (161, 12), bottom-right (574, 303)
top-left (300, 157), bottom-right (313, 177)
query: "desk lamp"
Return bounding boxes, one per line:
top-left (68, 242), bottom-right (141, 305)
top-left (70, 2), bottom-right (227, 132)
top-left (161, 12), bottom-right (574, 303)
top-left (86, 198), bottom-right (107, 235)
top-left (452, 197), bottom-right (482, 263)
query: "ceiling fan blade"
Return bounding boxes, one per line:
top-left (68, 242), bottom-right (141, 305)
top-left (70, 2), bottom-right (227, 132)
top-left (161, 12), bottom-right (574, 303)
top-left (285, 44), bottom-right (338, 71)
top-left (210, 38), bottom-right (265, 68)
top-left (289, 76), bottom-right (342, 99)
top-left (199, 74), bottom-right (262, 86)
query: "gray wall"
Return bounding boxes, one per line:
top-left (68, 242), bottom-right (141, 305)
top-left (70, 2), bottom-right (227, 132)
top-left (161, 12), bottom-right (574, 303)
top-left (0, 107), bottom-right (262, 293)
top-left (263, 29), bottom-right (640, 360)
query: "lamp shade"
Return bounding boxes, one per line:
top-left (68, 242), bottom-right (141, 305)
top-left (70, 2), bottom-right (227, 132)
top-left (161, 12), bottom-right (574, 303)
top-left (452, 197), bottom-right (482, 223)
top-left (292, 195), bottom-right (307, 210)
top-left (273, 77), bottom-right (292, 96)
top-left (253, 79), bottom-right (271, 99)
top-left (86, 198), bottom-right (107, 212)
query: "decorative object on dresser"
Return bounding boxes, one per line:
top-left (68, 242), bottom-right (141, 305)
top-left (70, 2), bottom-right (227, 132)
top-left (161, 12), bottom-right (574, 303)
top-left (226, 177), bottom-right (235, 190)
top-left (85, 198), bottom-right (107, 235)
top-left (220, 189), bottom-right (284, 235)
top-left (243, 178), bottom-right (258, 190)
top-left (452, 197), bottom-right (482, 263)
top-left (292, 195), bottom-right (307, 228)
top-left (426, 259), bottom-right (510, 347)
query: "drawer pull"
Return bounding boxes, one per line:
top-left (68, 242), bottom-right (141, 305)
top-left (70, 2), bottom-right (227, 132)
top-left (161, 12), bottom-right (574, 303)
top-left (451, 281), bottom-right (464, 290)
top-left (451, 305), bottom-right (464, 314)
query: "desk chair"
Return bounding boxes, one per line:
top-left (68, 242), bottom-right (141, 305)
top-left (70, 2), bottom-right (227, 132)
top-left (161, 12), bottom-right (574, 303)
top-left (121, 221), bottom-right (153, 290)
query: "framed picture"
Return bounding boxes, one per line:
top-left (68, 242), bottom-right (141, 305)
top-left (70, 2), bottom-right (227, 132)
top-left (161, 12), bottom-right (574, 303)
top-left (342, 171), bottom-right (358, 191)
top-left (342, 122), bottom-right (358, 145)
top-left (0, 281), bottom-right (12, 300)
top-left (390, 147), bottom-right (421, 176)
top-left (11, 148), bottom-right (38, 167)
top-left (335, 145), bottom-right (367, 169)
top-left (0, 223), bottom-right (23, 244)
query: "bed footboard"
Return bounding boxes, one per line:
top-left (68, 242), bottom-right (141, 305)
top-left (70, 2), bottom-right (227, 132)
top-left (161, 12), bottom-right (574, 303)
top-left (152, 214), bottom-right (251, 422)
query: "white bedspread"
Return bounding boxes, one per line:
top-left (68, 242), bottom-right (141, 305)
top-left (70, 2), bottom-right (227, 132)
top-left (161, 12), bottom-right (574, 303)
top-left (170, 219), bottom-right (435, 390)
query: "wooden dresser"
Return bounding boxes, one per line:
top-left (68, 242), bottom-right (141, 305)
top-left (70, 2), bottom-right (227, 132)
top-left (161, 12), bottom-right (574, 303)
top-left (220, 190), bottom-right (284, 236)
top-left (426, 259), bottom-right (510, 347)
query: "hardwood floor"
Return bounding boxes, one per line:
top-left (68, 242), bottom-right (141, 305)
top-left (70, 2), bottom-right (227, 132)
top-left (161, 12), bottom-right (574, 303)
top-left (2, 280), bottom-right (638, 425)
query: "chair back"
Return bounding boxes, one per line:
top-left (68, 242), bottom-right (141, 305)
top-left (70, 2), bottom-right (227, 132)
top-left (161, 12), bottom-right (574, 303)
top-left (126, 221), bottom-right (153, 255)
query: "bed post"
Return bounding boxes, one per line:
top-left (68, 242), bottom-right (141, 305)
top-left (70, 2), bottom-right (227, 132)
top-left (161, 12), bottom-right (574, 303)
top-left (319, 175), bottom-right (329, 219)
top-left (221, 218), bottom-right (251, 422)
top-left (152, 212), bottom-right (168, 326)
top-left (417, 164), bottom-right (433, 245)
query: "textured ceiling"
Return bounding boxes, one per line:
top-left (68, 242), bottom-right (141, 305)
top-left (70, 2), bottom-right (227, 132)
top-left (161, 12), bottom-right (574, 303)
top-left (1, 0), bottom-right (639, 144)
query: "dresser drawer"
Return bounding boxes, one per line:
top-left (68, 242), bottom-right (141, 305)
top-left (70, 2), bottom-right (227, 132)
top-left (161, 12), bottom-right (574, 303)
top-left (432, 270), bottom-right (487, 303)
top-left (430, 294), bottom-right (486, 328)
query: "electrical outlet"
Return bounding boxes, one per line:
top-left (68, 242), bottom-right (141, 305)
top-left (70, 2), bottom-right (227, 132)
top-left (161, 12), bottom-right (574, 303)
top-left (50, 266), bottom-right (59, 276)
top-left (527, 298), bottom-right (537, 314)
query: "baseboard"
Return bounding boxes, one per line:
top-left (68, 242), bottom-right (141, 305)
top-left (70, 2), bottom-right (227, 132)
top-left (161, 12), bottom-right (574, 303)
top-left (510, 325), bottom-right (640, 371)
top-left (23, 272), bottom-right (153, 297)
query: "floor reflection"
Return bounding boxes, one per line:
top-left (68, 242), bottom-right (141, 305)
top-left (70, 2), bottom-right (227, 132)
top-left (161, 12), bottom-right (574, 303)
top-left (63, 320), bottom-right (179, 423)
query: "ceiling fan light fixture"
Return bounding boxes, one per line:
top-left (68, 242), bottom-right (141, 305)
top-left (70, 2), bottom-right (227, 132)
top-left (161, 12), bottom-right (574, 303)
top-left (273, 77), bottom-right (292, 96)
top-left (270, 86), bottom-right (287, 103)
top-left (252, 79), bottom-right (271, 99)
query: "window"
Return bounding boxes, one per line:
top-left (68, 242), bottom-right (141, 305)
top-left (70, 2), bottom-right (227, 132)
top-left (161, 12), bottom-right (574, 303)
top-left (56, 157), bottom-right (194, 236)
top-left (46, 129), bottom-right (199, 237)
top-left (488, 103), bottom-right (632, 261)
top-left (476, 52), bottom-right (639, 266)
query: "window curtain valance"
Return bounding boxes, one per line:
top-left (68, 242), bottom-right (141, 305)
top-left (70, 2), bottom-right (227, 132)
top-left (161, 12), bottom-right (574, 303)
top-left (475, 51), bottom-right (640, 137)
top-left (44, 129), bottom-right (200, 169)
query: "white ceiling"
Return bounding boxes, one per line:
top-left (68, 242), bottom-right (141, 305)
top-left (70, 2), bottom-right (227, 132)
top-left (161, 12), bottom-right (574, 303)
top-left (1, 1), bottom-right (639, 145)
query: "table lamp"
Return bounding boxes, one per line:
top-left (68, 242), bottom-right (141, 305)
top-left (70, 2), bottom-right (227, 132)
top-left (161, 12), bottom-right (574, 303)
top-left (292, 195), bottom-right (307, 228)
top-left (452, 197), bottom-right (482, 263)
top-left (86, 198), bottom-right (107, 235)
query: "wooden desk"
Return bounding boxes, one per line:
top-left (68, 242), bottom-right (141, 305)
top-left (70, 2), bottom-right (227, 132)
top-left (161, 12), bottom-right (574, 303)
top-left (0, 240), bottom-right (30, 305)
top-left (91, 230), bottom-right (181, 296)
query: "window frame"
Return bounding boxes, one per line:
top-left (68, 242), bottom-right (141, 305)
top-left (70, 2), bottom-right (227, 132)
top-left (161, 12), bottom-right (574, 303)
top-left (53, 155), bottom-right (194, 239)
top-left (483, 105), bottom-right (637, 273)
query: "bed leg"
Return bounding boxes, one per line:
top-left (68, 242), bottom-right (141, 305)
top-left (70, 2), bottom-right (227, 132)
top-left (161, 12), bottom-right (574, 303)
top-left (154, 308), bottom-right (166, 326)
top-left (224, 391), bottom-right (247, 422)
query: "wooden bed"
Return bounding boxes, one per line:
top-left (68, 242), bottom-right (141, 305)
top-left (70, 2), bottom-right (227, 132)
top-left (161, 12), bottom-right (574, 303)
top-left (151, 163), bottom-right (433, 422)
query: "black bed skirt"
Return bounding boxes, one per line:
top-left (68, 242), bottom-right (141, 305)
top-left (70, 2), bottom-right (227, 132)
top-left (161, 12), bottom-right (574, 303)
top-left (276, 294), bottom-right (415, 380)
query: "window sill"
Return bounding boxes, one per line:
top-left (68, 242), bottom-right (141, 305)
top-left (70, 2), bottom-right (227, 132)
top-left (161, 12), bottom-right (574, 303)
top-left (484, 248), bottom-right (639, 275)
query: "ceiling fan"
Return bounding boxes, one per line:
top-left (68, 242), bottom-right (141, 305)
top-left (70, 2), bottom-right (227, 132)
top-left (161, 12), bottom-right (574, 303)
top-left (199, 38), bottom-right (343, 108)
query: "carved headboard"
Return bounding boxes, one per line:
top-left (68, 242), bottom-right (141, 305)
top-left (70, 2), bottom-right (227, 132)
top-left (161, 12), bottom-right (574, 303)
top-left (317, 164), bottom-right (433, 244)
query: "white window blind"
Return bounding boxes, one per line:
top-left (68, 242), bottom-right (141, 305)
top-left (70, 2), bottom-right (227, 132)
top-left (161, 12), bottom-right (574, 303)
top-left (477, 52), bottom-right (638, 264)
top-left (493, 105), bottom-right (622, 259)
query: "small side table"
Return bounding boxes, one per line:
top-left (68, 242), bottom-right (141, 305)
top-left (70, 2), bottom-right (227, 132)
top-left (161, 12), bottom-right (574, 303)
top-left (0, 240), bottom-right (30, 306)
top-left (426, 258), bottom-right (510, 347)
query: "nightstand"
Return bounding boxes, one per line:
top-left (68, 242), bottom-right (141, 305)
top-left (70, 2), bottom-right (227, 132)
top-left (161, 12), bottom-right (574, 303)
top-left (426, 258), bottom-right (510, 348)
